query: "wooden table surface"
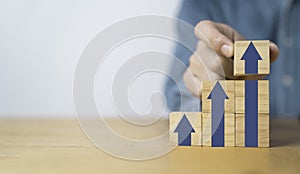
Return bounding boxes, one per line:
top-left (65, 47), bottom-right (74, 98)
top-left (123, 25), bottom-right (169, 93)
top-left (0, 118), bottom-right (299, 174)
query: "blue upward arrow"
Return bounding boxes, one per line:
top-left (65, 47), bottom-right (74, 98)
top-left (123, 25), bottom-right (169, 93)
top-left (245, 80), bottom-right (258, 147)
top-left (241, 42), bottom-right (262, 74)
top-left (174, 114), bottom-right (195, 146)
top-left (207, 82), bottom-right (228, 147)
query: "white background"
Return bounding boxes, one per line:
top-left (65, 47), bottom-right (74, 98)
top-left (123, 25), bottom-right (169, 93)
top-left (0, 0), bottom-right (182, 118)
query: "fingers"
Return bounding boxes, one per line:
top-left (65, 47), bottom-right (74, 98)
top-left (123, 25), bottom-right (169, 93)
top-left (183, 68), bottom-right (202, 97)
top-left (183, 60), bottom-right (223, 97)
top-left (185, 20), bottom-right (280, 98)
top-left (194, 20), bottom-right (233, 58)
top-left (189, 53), bottom-right (224, 80)
top-left (188, 54), bottom-right (209, 80)
top-left (184, 46), bottom-right (225, 97)
top-left (194, 40), bottom-right (239, 80)
top-left (194, 20), bottom-right (244, 58)
top-left (215, 23), bottom-right (245, 41)
top-left (270, 42), bottom-right (279, 63)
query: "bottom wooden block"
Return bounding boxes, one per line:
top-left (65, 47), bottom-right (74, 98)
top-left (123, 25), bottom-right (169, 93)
top-left (236, 113), bottom-right (269, 147)
top-left (169, 112), bottom-right (202, 146)
top-left (202, 113), bottom-right (235, 147)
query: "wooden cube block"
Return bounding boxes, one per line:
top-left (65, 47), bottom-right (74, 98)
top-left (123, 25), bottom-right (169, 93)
top-left (202, 113), bottom-right (235, 147)
top-left (202, 81), bottom-right (235, 114)
top-left (225, 113), bottom-right (235, 147)
top-left (235, 80), bottom-right (269, 113)
top-left (235, 113), bottom-right (245, 147)
top-left (235, 113), bottom-right (269, 147)
top-left (202, 113), bottom-right (211, 146)
top-left (258, 113), bottom-right (270, 147)
top-left (169, 112), bottom-right (202, 146)
top-left (234, 40), bottom-right (270, 76)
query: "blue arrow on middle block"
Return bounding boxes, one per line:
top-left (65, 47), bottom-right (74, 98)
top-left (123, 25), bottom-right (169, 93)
top-left (174, 114), bottom-right (195, 146)
top-left (207, 82), bottom-right (229, 147)
top-left (241, 42), bottom-right (262, 74)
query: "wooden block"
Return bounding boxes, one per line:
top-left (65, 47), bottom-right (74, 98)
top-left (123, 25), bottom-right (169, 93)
top-left (235, 80), bottom-right (269, 113)
top-left (225, 114), bottom-right (235, 147)
top-left (202, 113), bottom-right (211, 146)
top-left (202, 80), bottom-right (235, 114)
top-left (202, 113), bottom-right (235, 147)
top-left (234, 40), bottom-right (270, 76)
top-left (258, 113), bottom-right (270, 147)
top-left (258, 81), bottom-right (270, 114)
top-left (235, 113), bottom-right (245, 147)
top-left (169, 112), bottom-right (202, 146)
top-left (235, 113), bottom-right (269, 147)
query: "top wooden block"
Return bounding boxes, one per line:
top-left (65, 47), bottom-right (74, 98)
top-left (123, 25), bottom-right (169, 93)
top-left (234, 40), bottom-right (270, 76)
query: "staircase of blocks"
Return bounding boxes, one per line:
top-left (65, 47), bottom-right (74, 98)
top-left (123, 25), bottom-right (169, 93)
top-left (169, 40), bottom-right (270, 147)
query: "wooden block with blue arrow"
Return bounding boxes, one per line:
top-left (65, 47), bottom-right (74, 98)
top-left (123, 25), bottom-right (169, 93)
top-left (202, 81), bottom-right (235, 147)
top-left (169, 112), bottom-right (202, 146)
top-left (234, 80), bottom-right (270, 147)
top-left (234, 40), bottom-right (270, 76)
top-left (169, 40), bottom-right (270, 148)
top-left (202, 81), bottom-right (235, 114)
top-left (234, 40), bottom-right (270, 147)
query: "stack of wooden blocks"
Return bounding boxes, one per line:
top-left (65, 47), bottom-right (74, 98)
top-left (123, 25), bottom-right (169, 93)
top-left (169, 40), bottom-right (270, 147)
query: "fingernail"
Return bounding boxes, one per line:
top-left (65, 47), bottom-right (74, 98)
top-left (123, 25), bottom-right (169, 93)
top-left (221, 44), bottom-right (233, 57)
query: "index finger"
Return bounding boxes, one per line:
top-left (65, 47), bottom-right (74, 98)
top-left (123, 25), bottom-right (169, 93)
top-left (194, 20), bottom-right (233, 58)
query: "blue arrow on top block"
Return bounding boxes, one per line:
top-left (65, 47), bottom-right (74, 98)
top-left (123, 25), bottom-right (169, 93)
top-left (241, 42), bottom-right (262, 74)
top-left (174, 114), bottom-right (195, 146)
top-left (207, 82), bottom-right (229, 147)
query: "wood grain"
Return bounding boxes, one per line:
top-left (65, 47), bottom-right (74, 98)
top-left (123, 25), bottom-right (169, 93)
top-left (202, 80), bottom-right (235, 114)
top-left (169, 112), bottom-right (202, 146)
top-left (234, 40), bottom-right (270, 76)
top-left (235, 80), bottom-right (269, 113)
top-left (0, 119), bottom-right (299, 174)
top-left (235, 113), bottom-right (269, 147)
top-left (202, 113), bottom-right (235, 147)
top-left (225, 114), bottom-right (235, 147)
top-left (258, 113), bottom-right (270, 147)
top-left (202, 113), bottom-right (211, 146)
top-left (235, 113), bottom-right (245, 147)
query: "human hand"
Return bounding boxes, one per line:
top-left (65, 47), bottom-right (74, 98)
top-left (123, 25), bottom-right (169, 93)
top-left (183, 20), bottom-right (279, 97)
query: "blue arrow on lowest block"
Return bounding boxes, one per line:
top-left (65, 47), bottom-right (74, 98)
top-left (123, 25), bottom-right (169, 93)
top-left (174, 114), bottom-right (195, 146)
top-left (207, 82), bottom-right (229, 147)
top-left (241, 42), bottom-right (262, 74)
top-left (245, 80), bottom-right (258, 147)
